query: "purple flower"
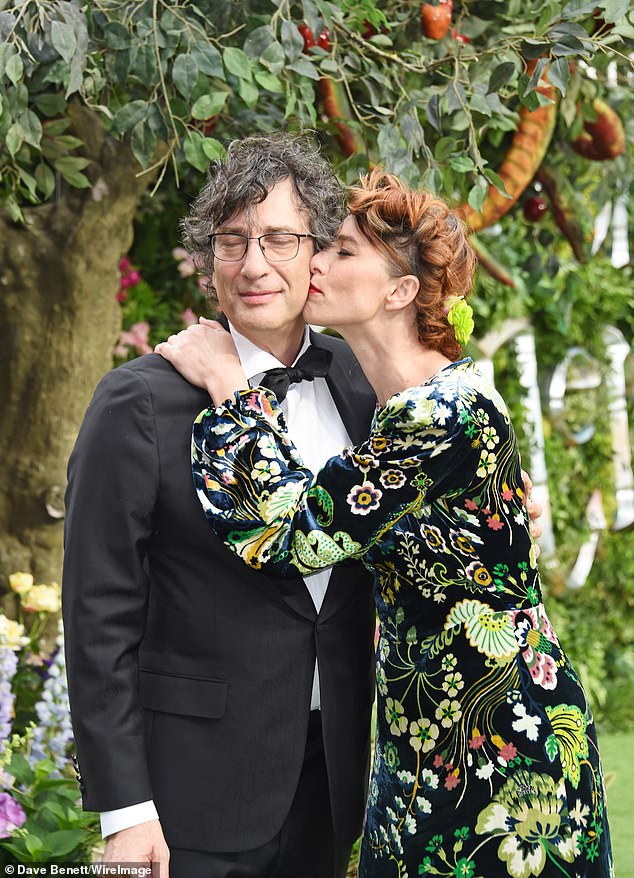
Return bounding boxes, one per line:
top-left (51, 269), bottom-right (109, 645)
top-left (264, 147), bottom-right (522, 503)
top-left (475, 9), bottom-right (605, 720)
top-left (0, 792), bottom-right (26, 838)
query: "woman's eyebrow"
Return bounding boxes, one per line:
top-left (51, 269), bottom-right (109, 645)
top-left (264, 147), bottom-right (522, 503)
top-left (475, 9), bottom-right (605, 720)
top-left (336, 233), bottom-right (358, 246)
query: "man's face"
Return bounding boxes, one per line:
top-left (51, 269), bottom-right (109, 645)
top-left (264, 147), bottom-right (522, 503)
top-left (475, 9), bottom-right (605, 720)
top-left (212, 178), bottom-right (314, 347)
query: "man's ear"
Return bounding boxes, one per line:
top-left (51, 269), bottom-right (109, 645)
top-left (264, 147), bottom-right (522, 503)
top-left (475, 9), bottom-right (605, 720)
top-left (385, 275), bottom-right (419, 312)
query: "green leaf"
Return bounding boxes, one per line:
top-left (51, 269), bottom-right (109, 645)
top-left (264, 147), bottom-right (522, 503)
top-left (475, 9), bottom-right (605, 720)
top-left (434, 137), bottom-right (457, 162)
top-left (131, 120), bottom-right (157, 168)
top-left (104, 21), bottom-right (131, 50)
top-left (6, 122), bottom-right (23, 157)
top-left (280, 20), bottom-right (304, 62)
top-left (449, 155), bottom-right (475, 173)
top-left (244, 25), bottom-right (276, 58)
top-left (426, 94), bottom-right (441, 134)
top-left (35, 162), bottom-right (56, 199)
top-left (2, 196), bottom-right (24, 223)
top-left (32, 93), bottom-right (67, 117)
top-left (5, 52), bottom-right (23, 85)
top-left (191, 92), bottom-right (228, 120)
top-left (54, 156), bottom-right (91, 173)
top-left (562, 0), bottom-right (598, 17)
top-left (39, 829), bottom-right (88, 859)
top-left (254, 70), bottom-right (284, 94)
top-left (191, 44), bottom-right (223, 78)
top-left (545, 733), bottom-right (559, 761)
top-left (260, 42), bottom-right (285, 76)
top-left (19, 109), bottom-right (43, 147)
top-left (183, 131), bottom-right (208, 173)
top-left (468, 177), bottom-right (488, 212)
top-left (25, 836), bottom-right (43, 858)
top-left (17, 165), bottom-right (38, 199)
top-left (112, 99), bottom-right (149, 134)
top-left (223, 47), bottom-right (252, 81)
top-left (483, 169), bottom-right (510, 198)
top-left (172, 54), bottom-right (198, 99)
top-left (238, 78), bottom-right (259, 108)
top-left (287, 56), bottom-right (320, 80)
top-left (201, 137), bottom-right (226, 161)
top-left (51, 20), bottom-right (77, 64)
top-left (598, 0), bottom-right (630, 23)
top-left (548, 56), bottom-right (570, 96)
top-left (488, 62), bottom-right (516, 94)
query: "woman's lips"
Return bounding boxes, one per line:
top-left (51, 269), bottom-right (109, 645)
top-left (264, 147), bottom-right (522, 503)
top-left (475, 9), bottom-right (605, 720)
top-left (307, 283), bottom-right (322, 295)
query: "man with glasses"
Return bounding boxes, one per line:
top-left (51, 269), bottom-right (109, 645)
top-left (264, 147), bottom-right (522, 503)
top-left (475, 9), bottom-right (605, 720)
top-left (63, 133), bottom-right (377, 878)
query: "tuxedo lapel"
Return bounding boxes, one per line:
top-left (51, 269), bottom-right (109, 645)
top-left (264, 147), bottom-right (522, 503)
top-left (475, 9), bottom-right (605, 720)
top-left (309, 329), bottom-right (375, 446)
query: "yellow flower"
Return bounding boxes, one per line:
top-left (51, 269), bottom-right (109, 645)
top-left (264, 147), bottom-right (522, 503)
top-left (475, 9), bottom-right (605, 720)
top-left (0, 614), bottom-right (28, 651)
top-left (8, 572), bottom-right (34, 595)
top-left (21, 583), bottom-right (61, 614)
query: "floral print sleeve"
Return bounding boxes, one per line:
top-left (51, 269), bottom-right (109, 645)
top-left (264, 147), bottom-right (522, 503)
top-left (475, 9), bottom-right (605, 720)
top-left (191, 360), bottom-right (515, 577)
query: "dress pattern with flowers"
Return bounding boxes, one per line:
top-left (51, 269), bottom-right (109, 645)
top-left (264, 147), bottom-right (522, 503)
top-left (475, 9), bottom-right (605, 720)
top-left (191, 358), bottom-right (613, 878)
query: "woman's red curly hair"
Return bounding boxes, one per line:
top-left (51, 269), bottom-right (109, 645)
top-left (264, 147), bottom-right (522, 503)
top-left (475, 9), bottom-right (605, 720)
top-left (347, 169), bottom-right (477, 359)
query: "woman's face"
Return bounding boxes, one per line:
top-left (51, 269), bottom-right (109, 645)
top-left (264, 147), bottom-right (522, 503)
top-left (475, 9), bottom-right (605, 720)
top-left (303, 215), bottom-right (398, 330)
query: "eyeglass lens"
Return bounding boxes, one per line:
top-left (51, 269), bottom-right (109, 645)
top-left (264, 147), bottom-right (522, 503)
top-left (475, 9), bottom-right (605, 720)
top-left (212, 233), bottom-right (303, 262)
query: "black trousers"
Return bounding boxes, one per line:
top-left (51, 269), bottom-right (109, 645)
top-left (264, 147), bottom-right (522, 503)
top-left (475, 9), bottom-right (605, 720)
top-left (169, 712), bottom-right (353, 878)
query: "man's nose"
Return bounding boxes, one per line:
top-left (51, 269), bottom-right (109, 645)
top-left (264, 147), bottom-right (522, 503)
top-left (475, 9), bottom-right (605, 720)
top-left (240, 237), bottom-right (269, 275)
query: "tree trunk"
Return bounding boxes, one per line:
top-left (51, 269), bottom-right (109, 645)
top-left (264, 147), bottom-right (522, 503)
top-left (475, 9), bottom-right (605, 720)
top-left (0, 104), bottom-right (158, 593)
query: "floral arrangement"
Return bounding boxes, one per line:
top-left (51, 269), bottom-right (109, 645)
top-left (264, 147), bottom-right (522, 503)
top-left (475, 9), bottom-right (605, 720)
top-left (0, 574), bottom-right (99, 865)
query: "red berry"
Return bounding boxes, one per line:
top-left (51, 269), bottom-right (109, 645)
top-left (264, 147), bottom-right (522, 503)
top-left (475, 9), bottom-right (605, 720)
top-left (298, 23), bottom-right (315, 53)
top-left (421, 4), bottom-right (452, 40)
top-left (523, 196), bottom-right (548, 222)
top-left (317, 27), bottom-right (330, 51)
top-left (451, 28), bottom-right (470, 44)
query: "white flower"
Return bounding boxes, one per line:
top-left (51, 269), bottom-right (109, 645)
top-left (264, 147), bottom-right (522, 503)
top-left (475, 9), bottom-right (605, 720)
top-left (511, 702), bottom-right (542, 742)
top-left (420, 768), bottom-right (439, 790)
top-left (435, 698), bottom-right (462, 728)
top-left (385, 697), bottom-right (408, 736)
top-left (415, 796), bottom-right (432, 814)
top-left (570, 799), bottom-right (590, 827)
top-left (250, 460), bottom-right (281, 482)
top-left (433, 403), bottom-right (452, 425)
top-left (476, 450), bottom-right (497, 478)
top-left (404, 812), bottom-right (417, 835)
top-left (476, 760), bottom-right (495, 780)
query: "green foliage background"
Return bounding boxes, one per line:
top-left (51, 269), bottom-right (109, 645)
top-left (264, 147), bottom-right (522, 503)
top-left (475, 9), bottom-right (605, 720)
top-left (2, 0), bottom-right (634, 734)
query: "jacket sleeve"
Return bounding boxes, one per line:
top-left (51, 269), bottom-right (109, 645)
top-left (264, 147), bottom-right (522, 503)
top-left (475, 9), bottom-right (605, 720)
top-left (191, 375), bottom-right (507, 578)
top-left (62, 366), bottom-right (159, 812)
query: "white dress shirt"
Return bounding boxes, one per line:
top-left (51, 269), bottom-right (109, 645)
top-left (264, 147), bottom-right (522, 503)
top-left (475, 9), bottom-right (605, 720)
top-left (100, 324), bottom-right (352, 838)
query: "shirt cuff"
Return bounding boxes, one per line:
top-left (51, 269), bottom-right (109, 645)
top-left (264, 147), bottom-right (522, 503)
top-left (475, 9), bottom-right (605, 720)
top-left (100, 801), bottom-right (160, 839)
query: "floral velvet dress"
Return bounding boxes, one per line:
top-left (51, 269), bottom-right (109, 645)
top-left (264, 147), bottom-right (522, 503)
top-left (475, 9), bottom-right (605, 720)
top-left (191, 358), bottom-right (612, 878)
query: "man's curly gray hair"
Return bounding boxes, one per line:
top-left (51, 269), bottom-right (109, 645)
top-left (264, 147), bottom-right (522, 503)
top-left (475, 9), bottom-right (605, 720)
top-left (182, 131), bottom-right (346, 286)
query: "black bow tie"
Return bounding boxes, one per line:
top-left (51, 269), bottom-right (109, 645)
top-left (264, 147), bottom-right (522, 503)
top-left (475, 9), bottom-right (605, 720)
top-left (259, 346), bottom-right (333, 402)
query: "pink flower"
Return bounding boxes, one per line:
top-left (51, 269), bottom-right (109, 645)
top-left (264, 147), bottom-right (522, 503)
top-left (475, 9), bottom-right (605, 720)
top-left (444, 773), bottom-right (461, 790)
top-left (0, 792), bottom-right (26, 839)
top-left (469, 734), bottom-right (485, 749)
top-left (502, 487), bottom-right (514, 501)
top-left (486, 515), bottom-right (504, 531)
top-left (173, 247), bottom-right (197, 278)
top-left (120, 270), bottom-right (142, 288)
top-left (433, 754), bottom-right (444, 768)
top-left (498, 741), bottom-right (517, 761)
top-left (118, 322), bottom-right (152, 355)
top-left (118, 256), bottom-right (132, 273)
top-left (116, 289), bottom-right (128, 304)
top-left (180, 308), bottom-right (198, 326)
top-left (464, 498), bottom-right (478, 511)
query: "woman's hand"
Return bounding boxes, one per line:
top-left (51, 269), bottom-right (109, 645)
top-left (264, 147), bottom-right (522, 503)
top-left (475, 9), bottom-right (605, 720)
top-left (521, 469), bottom-right (543, 557)
top-left (155, 317), bottom-right (248, 404)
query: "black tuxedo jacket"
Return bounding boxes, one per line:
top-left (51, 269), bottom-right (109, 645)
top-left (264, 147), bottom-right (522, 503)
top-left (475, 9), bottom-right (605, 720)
top-left (62, 330), bottom-right (377, 852)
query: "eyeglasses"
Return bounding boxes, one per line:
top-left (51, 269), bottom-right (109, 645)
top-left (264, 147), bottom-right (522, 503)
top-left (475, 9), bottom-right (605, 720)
top-left (209, 232), bottom-right (316, 263)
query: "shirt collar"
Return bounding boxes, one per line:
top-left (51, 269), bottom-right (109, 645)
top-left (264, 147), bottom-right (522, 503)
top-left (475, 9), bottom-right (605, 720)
top-left (227, 321), bottom-right (311, 382)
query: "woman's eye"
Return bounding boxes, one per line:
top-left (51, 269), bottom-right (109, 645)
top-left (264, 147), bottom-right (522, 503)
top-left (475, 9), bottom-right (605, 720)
top-left (337, 249), bottom-right (353, 256)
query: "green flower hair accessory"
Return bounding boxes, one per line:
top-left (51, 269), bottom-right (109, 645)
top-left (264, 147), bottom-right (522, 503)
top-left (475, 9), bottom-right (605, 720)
top-left (445, 295), bottom-right (474, 347)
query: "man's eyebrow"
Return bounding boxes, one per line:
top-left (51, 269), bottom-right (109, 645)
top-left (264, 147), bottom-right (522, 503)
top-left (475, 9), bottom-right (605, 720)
top-left (216, 224), bottom-right (305, 234)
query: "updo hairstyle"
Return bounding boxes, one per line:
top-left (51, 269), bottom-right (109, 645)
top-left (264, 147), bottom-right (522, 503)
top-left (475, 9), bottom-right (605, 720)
top-left (347, 169), bottom-right (477, 360)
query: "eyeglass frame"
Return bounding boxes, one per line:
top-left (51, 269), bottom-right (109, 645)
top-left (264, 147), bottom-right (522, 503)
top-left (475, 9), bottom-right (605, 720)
top-left (207, 232), bottom-right (317, 263)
